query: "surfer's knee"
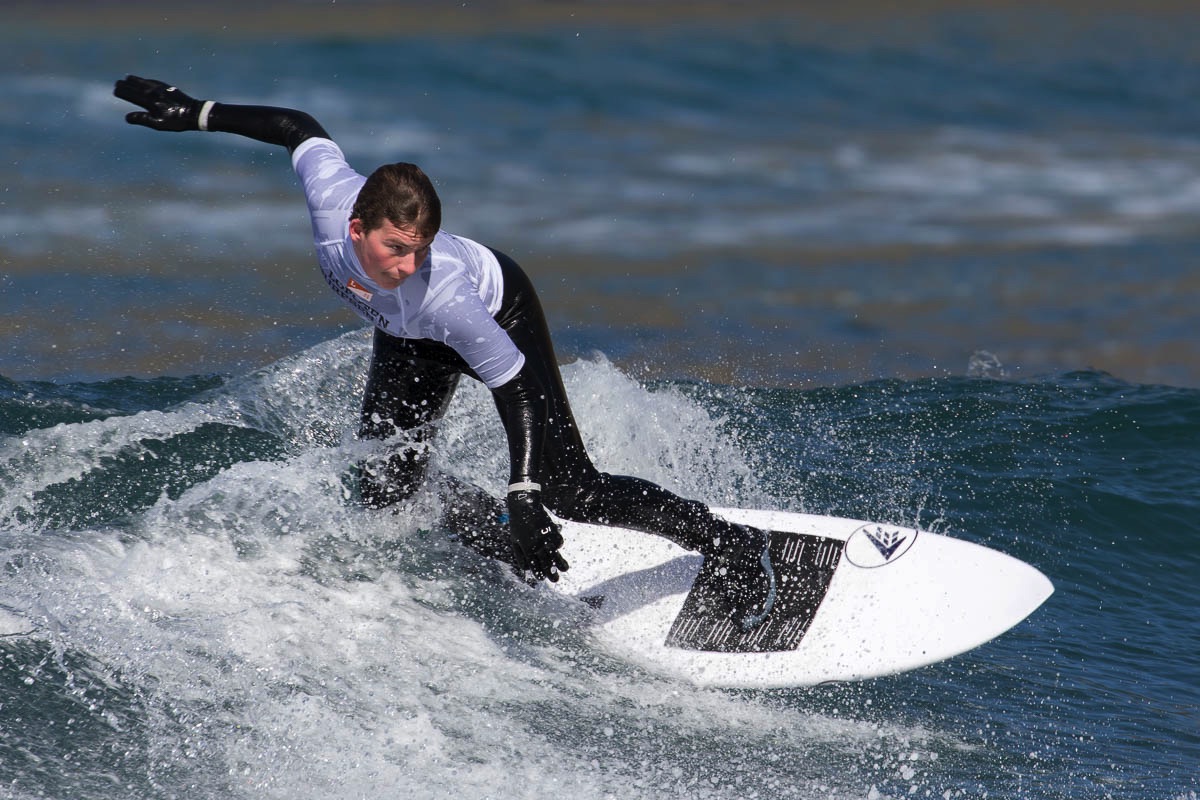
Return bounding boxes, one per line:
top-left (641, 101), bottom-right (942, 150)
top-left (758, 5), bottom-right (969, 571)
top-left (537, 467), bottom-right (607, 521)
top-left (354, 447), bottom-right (429, 509)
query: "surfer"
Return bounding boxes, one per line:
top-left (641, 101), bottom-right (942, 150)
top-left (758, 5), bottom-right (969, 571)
top-left (113, 75), bottom-right (776, 630)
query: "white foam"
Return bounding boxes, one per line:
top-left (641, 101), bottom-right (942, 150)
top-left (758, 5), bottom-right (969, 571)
top-left (0, 606), bottom-right (32, 637)
top-left (0, 406), bottom-right (217, 528)
top-left (0, 338), bottom-right (957, 798)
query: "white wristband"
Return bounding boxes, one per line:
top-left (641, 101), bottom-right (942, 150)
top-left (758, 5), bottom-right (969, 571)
top-left (507, 481), bottom-right (542, 494)
top-left (197, 99), bottom-right (215, 132)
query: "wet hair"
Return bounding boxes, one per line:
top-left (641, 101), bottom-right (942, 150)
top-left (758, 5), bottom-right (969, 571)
top-left (350, 162), bottom-right (441, 237)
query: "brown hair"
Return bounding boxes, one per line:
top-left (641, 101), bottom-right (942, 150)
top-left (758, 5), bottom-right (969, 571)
top-left (351, 162), bottom-right (442, 237)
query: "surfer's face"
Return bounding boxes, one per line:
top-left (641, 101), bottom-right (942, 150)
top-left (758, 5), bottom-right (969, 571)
top-left (350, 218), bottom-right (433, 290)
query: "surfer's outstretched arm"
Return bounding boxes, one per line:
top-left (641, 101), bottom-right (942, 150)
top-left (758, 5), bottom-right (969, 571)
top-left (113, 75), bottom-right (328, 153)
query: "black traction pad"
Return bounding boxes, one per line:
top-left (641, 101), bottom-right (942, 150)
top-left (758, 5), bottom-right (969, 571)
top-left (665, 531), bottom-right (844, 653)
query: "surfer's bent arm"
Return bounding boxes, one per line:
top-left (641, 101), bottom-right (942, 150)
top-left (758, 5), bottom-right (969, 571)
top-left (492, 363), bottom-right (568, 581)
top-left (492, 363), bottom-right (547, 490)
top-left (113, 75), bottom-right (328, 153)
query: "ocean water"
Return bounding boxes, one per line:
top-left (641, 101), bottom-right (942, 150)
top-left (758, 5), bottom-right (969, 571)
top-left (2, 4), bottom-right (1198, 798)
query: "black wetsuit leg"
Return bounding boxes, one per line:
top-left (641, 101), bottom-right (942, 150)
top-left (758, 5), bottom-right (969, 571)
top-left (357, 328), bottom-right (517, 562)
top-left (489, 251), bottom-right (727, 555)
top-left (357, 327), bottom-right (463, 507)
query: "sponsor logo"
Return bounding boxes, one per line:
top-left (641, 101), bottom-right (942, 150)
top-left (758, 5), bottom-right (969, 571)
top-left (844, 523), bottom-right (917, 568)
top-left (323, 271), bottom-right (389, 330)
top-left (347, 278), bottom-right (374, 301)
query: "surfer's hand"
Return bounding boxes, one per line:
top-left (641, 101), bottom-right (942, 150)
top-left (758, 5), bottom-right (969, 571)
top-left (506, 489), bottom-right (569, 582)
top-left (114, 75), bottom-right (204, 132)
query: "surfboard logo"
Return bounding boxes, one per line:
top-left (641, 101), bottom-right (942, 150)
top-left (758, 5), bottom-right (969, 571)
top-left (844, 524), bottom-right (918, 568)
top-left (865, 528), bottom-right (906, 559)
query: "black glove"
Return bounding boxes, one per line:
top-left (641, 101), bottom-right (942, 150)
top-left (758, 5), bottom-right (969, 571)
top-left (506, 490), bottom-right (568, 582)
top-left (114, 75), bottom-right (204, 132)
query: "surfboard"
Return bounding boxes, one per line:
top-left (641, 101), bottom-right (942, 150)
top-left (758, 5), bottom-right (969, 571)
top-left (550, 507), bottom-right (1053, 689)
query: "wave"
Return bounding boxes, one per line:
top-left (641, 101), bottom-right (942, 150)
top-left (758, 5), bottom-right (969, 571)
top-left (0, 334), bottom-right (928, 799)
top-left (2, 335), bottom-right (1197, 798)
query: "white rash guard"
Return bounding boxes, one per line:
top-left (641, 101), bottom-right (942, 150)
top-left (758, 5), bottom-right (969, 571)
top-left (292, 137), bottom-right (525, 389)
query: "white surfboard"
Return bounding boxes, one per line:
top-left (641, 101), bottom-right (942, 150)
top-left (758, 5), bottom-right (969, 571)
top-left (550, 507), bottom-right (1053, 689)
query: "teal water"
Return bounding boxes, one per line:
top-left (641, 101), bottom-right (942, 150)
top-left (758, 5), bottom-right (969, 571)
top-left (1, 339), bottom-right (1197, 798)
top-left (2, 4), bottom-right (1199, 798)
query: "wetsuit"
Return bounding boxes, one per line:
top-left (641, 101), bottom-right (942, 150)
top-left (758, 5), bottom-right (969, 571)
top-left (112, 76), bottom-right (776, 630)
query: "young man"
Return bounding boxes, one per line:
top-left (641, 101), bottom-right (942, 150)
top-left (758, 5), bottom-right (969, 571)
top-left (113, 75), bottom-right (776, 630)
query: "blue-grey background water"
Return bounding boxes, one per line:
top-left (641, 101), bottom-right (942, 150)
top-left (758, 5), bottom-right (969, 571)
top-left (1, 4), bottom-right (1197, 799)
